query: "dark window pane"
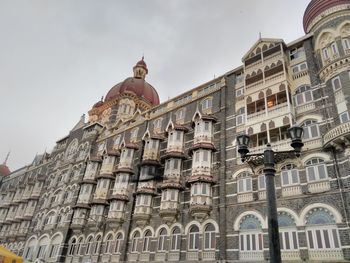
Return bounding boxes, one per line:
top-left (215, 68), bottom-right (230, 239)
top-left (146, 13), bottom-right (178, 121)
top-left (324, 230), bottom-right (331, 248)
top-left (332, 229), bottom-right (340, 248)
top-left (316, 230), bottom-right (322, 249)
top-left (308, 231), bottom-right (314, 249)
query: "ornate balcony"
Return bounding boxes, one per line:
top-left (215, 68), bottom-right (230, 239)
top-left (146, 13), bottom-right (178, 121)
top-left (282, 185), bottom-right (302, 197)
top-left (159, 201), bottom-right (178, 224)
top-left (308, 180), bottom-right (330, 193)
top-left (189, 195), bottom-right (212, 221)
top-left (323, 122), bottom-right (350, 149)
top-left (134, 205), bottom-right (152, 227)
top-left (237, 192), bottom-right (254, 203)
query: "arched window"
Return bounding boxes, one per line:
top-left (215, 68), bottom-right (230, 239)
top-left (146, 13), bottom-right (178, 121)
top-left (114, 233), bottom-right (123, 254)
top-left (142, 230), bottom-right (152, 252)
top-left (76, 237), bottom-right (83, 256)
top-left (86, 236), bottom-right (93, 255)
top-left (302, 120), bottom-right (320, 140)
top-left (157, 228), bottom-right (167, 251)
top-left (306, 158), bottom-right (328, 182)
top-left (278, 212), bottom-right (298, 251)
top-left (239, 215), bottom-right (263, 255)
top-left (237, 172), bottom-right (252, 193)
top-left (204, 224), bottom-right (216, 250)
top-left (295, 85), bottom-right (312, 106)
top-left (305, 208), bottom-right (341, 253)
top-left (188, 225), bottom-right (200, 250)
top-left (93, 235), bottom-right (102, 254)
top-left (131, 232), bottom-right (140, 253)
top-left (171, 227), bottom-right (181, 251)
top-left (104, 234), bottom-right (113, 254)
top-left (281, 164), bottom-right (299, 186)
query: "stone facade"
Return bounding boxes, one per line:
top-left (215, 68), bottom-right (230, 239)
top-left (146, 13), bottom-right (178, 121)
top-left (2, 1), bottom-right (350, 262)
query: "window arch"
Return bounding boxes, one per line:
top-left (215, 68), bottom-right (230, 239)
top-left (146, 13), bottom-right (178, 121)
top-left (278, 212), bottom-right (298, 251)
top-left (305, 208), bottom-right (341, 254)
top-left (305, 158), bottom-right (328, 182)
top-left (157, 228), bottom-right (168, 252)
top-left (68, 238), bottom-right (77, 256)
top-left (204, 224), bottom-right (216, 250)
top-left (93, 235), bottom-right (102, 254)
top-left (188, 225), bottom-right (200, 250)
top-left (76, 237), bottom-right (83, 256)
top-left (85, 236), bottom-right (93, 255)
top-left (142, 230), bottom-right (152, 252)
top-left (114, 233), bottom-right (123, 254)
top-left (104, 234), bottom-right (113, 254)
top-left (301, 120), bottom-right (320, 140)
top-left (170, 227), bottom-right (181, 251)
top-left (238, 214), bottom-right (264, 258)
top-left (281, 164), bottom-right (299, 186)
top-left (131, 232), bottom-right (140, 253)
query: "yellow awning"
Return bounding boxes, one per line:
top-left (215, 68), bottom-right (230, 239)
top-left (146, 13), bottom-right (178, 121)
top-left (0, 245), bottom-right (23, 263)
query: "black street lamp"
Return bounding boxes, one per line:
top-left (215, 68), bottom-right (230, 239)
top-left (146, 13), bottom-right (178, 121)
top-left (236, 125), bottom-right (304, 263)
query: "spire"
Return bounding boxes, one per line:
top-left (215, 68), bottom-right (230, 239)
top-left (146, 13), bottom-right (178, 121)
top-left (3, 151), bottom-right (10, 165)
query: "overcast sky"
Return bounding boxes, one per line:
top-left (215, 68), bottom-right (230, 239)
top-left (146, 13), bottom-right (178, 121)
top-left (0, 0), bottom-right (310, 170)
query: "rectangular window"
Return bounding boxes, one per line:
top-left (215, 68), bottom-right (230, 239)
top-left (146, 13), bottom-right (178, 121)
top-left (258, 176), bottom-right (265, 190)
top-left (236, 114), bottom-right (245, 126)
top-left (236, 88), bottom-right (244, 97)
top-left (340, 112), bottom-right (349, 123)
top-left (332, 76), bottom-right (342, 91)
top-left (292, 62), bottom-right (308, 74)
top-left (238, 178), bottom-right (252, 193)
top-left (343, 39), bottom-right (350, 50)
top-left (331, 42), bottom-right (338, 55)
top-left (323, 48), bottom-right (329, 59)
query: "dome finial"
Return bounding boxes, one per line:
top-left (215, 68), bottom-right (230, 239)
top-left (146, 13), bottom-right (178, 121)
top-left (3, 151), bottom-right (10, 165)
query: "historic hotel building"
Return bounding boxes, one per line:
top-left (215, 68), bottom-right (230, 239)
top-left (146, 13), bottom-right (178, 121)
top-left (2, 0), bottom-right (350, 262)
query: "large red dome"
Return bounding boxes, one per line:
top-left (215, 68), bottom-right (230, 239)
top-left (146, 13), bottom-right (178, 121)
top-left (105, 77), bottom-right (160, 106)
top-left (104, 58), bottom-right (160, 106)
top-left (303, 0), bottom-right (350, 33)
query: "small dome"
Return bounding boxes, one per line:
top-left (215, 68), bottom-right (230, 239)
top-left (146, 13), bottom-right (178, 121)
top-left (0, 164), bottom-right (10, 177)
top-left (303, 0), bottom-right (350, 33)
top-left (134, 57), bottom-right (148, 74)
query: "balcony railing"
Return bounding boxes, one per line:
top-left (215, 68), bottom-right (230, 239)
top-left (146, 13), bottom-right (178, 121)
top-left (282, 185), bottom-right (302, 197)
top-left (308, 180), bottom-right (330, 193)
top-left (323, 122), bottom-right (350, 147)
top-left (237, 192), bottom-right (254, 203)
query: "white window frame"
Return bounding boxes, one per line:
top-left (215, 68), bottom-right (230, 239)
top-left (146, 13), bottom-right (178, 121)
top-left (307, 226), bottom-right (341, 250)
top-left (295, 85), bottom-right (313, 106)
top-left (239, 231), bottom-right (263, 252)
top-left (171, 228), bottom-right (181, 251)
top-left (343, 38), bottom-right (350, 50)
top-left (279, 229), bottom-right (299, 251)
top-left (331, 42), bottom-right (339, 55)
top-left (340, 111), bottom-right (350, 123)
top-left (236, 88), bottom-right (244, 97)
top-left (302, 120), bottom-right (320, 140)
top-left (292, 62), bottom-right (308, 74)
top-left (188, 227), bottom-right (200, 250)
top-left (237, 174), bottom-right (252, 193)
top-left (258, 175), bottom-right (266, 190)
top-left (281, 164), bottom-right (299, 186)
top-left (202, 98), bottom-right (213, 110)
top-left (306, 158), bottom-right (328, 182)
top-left (332, 76), bottom-right (342, 91)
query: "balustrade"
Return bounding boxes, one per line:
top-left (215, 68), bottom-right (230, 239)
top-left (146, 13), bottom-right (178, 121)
top-left (308, 180), bottom-right (330, 193)
top-left (237, 192), bottom-right (254, 203)
top-left (282, 185), bottom-right (302, 197)
top-left (202, 251), bottom-right (216, 261)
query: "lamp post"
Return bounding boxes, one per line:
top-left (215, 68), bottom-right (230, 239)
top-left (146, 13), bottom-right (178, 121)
top-left (236, 125), bottom-right (304, 263)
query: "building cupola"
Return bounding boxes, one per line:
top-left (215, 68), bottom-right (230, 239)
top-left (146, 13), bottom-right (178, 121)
top-left (133, 56), bottom-right (148, 79)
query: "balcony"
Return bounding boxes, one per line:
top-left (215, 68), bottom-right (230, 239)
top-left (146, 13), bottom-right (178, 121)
top-left (323, 122), bottom-right (350, 148)
top-left (143, 149), bottom-right (160, 162)
top-left (308, 180), bottom-right (330, 193)
top-left (202, 251), bottom-right (216, 261)
top-left (134, 206), bottom-right (152, 227)
top-left (258, 191), bottom-right (266, 200)
top-left (308, 249), bottom-right (343, 261)
top-left (71, 218), bottom-right (86, 229)
top-left (186, 251), bottom-right (199, 261)
top-left (239, 251), bottom-right (264, 261)
top-left (282, 185), bottom-right (302, 197)
top-left (237, 192), bottom-right (254, 203)
top-left (281, 250), bottom-right (300, 261)
top-left (107, 211), bottom-right (125, 224)
top-left (128, 253), bottom-right (139, 262)
top-left (190, 195), bottom-right (212, 220)
top-left (159, 201), bottom-right (178, 224)
top-left (168, 251), bottom-right (180, 261)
